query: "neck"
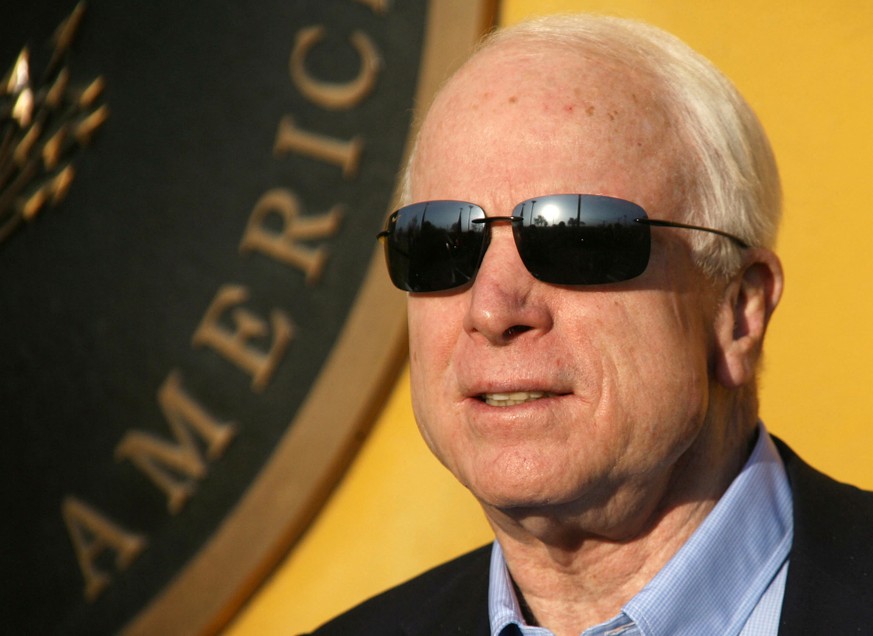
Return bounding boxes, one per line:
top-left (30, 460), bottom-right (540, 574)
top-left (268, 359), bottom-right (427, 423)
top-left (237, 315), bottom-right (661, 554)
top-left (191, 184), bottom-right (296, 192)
top-left (490, 497), bottom-right (716, 635)
top-left (485, 412), bottom-right (757, 635)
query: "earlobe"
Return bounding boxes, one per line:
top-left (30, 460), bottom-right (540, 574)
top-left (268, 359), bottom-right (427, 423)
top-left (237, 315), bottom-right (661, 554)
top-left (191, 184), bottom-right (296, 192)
top-left (714, 249), bottom-right (784, 389)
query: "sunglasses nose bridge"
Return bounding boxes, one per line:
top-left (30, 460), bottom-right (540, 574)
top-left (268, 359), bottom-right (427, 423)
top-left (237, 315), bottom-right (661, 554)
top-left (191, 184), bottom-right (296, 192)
top-left (471, 215), bottom-right (523, 227)
top-left (470, 215), bottom-right (523, 253)
top-left (469, 219), bottom-right (531, 285)
top-left (471, 215), bottom-right (524, 267)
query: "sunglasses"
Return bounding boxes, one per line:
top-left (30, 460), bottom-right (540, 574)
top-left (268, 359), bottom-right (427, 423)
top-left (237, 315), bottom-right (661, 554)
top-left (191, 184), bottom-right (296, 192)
top-left (377, 194), bottom-right (749, 292)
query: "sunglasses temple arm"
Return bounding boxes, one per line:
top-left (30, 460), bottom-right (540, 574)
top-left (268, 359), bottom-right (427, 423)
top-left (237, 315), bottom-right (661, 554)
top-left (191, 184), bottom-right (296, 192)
top-left (636, 218), bottom-right (749, 249)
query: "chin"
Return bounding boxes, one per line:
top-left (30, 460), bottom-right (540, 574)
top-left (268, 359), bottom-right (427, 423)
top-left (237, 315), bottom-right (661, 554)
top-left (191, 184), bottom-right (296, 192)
top-left (469, 477), bottom-right (578, 514)
top-left (460, 447), bottom-right (587, 504)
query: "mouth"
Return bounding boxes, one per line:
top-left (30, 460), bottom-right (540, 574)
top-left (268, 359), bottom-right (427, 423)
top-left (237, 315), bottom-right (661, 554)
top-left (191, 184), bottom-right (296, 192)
top-left (479, 391), bottom-right (555, 407)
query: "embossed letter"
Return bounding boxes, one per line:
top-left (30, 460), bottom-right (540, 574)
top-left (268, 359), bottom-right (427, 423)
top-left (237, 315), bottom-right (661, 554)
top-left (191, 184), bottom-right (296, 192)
top-left (115, 371), bottom-right (238, 513)
top-left (354, 0), bottom-right (391, 13)
top-left (192, 285), bottom-right (294, 391)
top-left (290, 26), bottom-right (381, 110)
top-left (273, 114), bottom-right (363, 178)
top-left (240, 188), bottom-right (343, 284)
top-left (62, 496), bottom-right (147, 602)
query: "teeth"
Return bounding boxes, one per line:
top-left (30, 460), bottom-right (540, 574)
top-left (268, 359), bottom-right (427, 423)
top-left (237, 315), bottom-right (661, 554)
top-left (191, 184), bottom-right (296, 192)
top-left (482, 391), bottom-right (550, 407)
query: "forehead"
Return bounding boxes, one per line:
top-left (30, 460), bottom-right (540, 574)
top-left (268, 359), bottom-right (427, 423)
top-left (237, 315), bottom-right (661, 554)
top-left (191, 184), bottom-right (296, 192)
top-left (410, 42), bottom-right (688, 216)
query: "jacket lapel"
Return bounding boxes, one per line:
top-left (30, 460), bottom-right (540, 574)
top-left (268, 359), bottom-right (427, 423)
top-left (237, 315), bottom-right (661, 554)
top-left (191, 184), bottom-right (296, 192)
top-left (399, 544), bottom-right (492, 635)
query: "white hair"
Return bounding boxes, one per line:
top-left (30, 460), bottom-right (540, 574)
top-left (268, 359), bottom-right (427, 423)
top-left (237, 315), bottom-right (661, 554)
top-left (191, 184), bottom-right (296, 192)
top-left (402, 14), bottom-right (781, 279)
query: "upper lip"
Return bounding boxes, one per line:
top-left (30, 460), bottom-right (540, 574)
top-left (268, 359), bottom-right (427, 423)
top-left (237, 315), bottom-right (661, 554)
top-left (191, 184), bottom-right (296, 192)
top-left (460, 365), bottom-right (572, 403)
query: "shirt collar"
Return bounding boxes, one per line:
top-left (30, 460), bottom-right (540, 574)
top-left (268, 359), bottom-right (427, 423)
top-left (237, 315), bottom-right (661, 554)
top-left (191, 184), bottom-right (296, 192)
top-left (488, 424), bottom-right (793, 636)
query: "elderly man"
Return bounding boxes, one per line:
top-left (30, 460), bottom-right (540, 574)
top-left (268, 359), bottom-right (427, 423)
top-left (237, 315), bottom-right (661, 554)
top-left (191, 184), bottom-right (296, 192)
top-left (310, 14), bottom-right (873, 636)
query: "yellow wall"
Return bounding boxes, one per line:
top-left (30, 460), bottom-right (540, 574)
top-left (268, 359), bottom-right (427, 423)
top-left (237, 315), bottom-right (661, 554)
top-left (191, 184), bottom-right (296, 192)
top-left (228, 1), bottom-right (873, 632)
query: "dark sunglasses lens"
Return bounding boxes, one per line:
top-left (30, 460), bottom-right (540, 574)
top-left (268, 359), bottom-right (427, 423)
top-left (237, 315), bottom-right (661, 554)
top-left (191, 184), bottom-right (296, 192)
top-left (383, 201), bottom-right (486, 292)
top-left (513, 194), bottom-right (651, 285)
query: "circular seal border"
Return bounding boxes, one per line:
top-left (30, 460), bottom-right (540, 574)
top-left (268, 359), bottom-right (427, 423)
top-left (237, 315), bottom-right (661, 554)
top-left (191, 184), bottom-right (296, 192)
top-left (121, 2), bottom-right (497, 633)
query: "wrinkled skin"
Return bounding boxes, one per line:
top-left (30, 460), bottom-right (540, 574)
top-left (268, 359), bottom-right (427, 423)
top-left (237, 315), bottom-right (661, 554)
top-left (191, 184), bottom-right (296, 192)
top-left (405, 43), bottom-right (783, 631)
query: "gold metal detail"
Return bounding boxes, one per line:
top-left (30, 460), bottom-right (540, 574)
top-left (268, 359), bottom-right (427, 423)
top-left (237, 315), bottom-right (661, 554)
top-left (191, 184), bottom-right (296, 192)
top-left (0, 1), bottom-right (108, 245)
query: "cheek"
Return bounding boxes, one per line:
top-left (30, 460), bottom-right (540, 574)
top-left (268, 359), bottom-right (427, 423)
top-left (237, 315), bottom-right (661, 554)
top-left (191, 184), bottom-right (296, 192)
top-left (585, 290), bottom-right (712, 438)
top-left (407, 297), bottom-right (464, 453)
top-left (407, 297), bottom-right (458, 379)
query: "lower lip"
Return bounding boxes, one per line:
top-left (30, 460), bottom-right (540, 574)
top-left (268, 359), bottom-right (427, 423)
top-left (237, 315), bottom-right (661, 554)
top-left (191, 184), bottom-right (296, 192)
top-left (463, 394), bottom-right (570, 439)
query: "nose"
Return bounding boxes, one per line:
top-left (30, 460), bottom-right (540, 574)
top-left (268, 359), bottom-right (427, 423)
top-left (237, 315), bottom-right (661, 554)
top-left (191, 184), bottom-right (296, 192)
top-left (463, 223), bottom-right (554, 345)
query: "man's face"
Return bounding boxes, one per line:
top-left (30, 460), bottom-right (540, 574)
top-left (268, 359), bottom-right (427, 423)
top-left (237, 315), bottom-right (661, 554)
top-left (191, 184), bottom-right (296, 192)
top-left (407, 46), bottom-right (726, 535)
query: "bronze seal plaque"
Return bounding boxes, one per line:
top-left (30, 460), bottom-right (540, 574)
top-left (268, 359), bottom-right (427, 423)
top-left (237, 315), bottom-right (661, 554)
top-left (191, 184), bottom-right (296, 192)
top-left (0, 1), bottom-right (495, 633)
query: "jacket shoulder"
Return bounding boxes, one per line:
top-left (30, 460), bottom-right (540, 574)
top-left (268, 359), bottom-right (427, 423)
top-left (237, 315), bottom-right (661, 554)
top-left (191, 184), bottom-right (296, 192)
top-left (777, 436), bottom-right (873, 560)
top-left (306, 544), bottom-right (492, 636)
top-left (775, 437), bottom-right (873, 633)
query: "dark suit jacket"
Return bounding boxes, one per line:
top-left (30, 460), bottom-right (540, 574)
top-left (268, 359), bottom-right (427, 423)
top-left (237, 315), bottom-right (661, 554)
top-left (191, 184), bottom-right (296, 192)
top-left (309, 440), bottom-right (873, 635)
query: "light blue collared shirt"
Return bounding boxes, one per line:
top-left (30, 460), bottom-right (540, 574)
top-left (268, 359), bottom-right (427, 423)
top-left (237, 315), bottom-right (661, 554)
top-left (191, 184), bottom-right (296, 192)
top-left (489, 425), bottom-right (793, 636)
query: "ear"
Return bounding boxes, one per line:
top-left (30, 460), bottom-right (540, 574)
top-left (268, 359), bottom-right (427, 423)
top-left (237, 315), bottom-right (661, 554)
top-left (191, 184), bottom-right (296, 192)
top-left (712, 249), bottom-right (784, 389)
